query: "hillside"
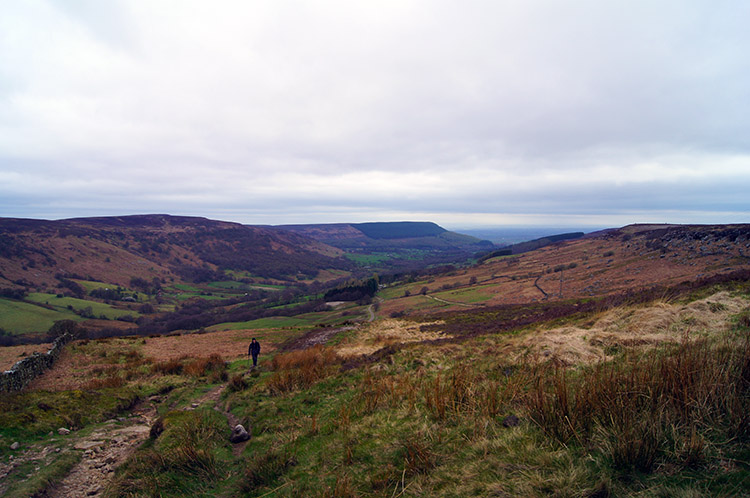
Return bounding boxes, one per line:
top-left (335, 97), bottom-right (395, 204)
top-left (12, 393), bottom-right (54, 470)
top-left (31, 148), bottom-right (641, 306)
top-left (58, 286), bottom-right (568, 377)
top-left (275, 221), bottom-right (493, 270)
top-left (0, 215), bottom-right (350, 290)
top-left (1, 222), bottom-right (749, 497)
top-left (376, 223), bottom-right (750, 317)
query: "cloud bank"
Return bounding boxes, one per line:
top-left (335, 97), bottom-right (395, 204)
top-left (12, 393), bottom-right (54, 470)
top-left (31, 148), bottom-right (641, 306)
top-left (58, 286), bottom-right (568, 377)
top-left (1, 0), bottom-right (749, 228)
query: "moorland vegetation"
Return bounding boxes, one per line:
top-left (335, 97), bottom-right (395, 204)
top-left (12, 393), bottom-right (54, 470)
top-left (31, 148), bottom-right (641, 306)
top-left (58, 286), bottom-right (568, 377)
top-left (0, 220), bottom-right (749, 496)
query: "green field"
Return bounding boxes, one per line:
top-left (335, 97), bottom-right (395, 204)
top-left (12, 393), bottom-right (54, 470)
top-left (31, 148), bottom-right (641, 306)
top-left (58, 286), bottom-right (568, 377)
top-left (432, 284), bottom-right (496, 304)
top-left (206, 281), bottom-right (248, 290)
top-left (0, 298), bottom-right (81, 335)
top-left (72, 279), bottom-right (124, 293)
top-left (208, 308), bottom-right (362, 332)
top-left (208, 316), bottom-right (312, 331)
top-left (25, 293), bottom-right (140, 320)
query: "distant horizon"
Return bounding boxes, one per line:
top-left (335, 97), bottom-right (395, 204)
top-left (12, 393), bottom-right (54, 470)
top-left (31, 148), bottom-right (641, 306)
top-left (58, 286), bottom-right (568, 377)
top-left (2, 2), bottom-right (749, 229)
top-left (2, 210), bottom-right (746, 234)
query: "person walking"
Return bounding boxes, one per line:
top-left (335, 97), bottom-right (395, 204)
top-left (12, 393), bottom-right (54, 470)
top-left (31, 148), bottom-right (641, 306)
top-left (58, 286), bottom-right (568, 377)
top-left (249, 338), bottom-right (261, 368)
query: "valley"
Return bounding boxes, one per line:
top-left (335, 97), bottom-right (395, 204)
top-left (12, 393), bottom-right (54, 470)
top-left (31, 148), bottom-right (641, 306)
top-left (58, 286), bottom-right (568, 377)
top-left (1, 217), bottom-right (749, 497)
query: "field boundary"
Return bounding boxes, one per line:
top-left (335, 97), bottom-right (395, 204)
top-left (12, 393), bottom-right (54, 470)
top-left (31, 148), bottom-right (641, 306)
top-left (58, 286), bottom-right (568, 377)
top-left (0, 333), bottom-right (73, 393)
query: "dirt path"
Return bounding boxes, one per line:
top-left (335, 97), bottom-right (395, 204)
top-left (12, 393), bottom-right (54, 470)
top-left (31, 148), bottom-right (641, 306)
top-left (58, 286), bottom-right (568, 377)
top-left (44, 398), bottom-right (159, 498)
top-left (282, 325), bottom-right (356, 351)
top-left (41, 382), bottom-right (245, 497)
top-left (425, 294), bottom-right (477, 308)
top-left (188, 383), bottom-right (252, 456)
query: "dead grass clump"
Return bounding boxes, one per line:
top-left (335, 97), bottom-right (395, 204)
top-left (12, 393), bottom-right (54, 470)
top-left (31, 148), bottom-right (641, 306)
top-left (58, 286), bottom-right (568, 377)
top-left (152, 357), bottom-right (185, 375)
top-left (184, 354), bottom-right (227, 381)
top-left (336, 319), bottom-right (446, 358)
top-left (526, 335), bottom-right (750, 472)
top-left (320, 473), bottom-right (357, 498)
top-left (267, 345), bottom-right (341, 394)
top-left (227, 374), bottom-right (248, 392)
top-left (396, 432), bottom-right (438, 477)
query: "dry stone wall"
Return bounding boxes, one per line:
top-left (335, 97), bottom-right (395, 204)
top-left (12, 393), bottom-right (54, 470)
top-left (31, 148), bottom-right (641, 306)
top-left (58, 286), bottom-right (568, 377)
top-left (0, 333), bottom-right (73, 393)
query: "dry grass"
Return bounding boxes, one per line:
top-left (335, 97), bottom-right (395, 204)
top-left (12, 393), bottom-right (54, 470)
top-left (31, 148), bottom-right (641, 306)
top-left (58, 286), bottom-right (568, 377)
top-left (512, 292), bottom-right (747, 365)
top-left (267, 345), bottom-right (341, 394)
top-left (335, 318), bottom-right (447, 358)
top-left (525, 334), bottom-right (750, 472)
top-left (0, 342), bottom-right (53, 371)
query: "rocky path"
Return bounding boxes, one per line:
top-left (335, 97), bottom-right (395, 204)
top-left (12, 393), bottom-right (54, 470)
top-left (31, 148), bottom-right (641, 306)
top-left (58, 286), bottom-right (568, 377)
top-left (43, 399), bottom-right (158, 498)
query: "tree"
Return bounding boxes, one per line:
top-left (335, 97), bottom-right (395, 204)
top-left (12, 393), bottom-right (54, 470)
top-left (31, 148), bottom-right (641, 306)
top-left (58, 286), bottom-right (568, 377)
top-left (47, 320), bottom-right (82, 339)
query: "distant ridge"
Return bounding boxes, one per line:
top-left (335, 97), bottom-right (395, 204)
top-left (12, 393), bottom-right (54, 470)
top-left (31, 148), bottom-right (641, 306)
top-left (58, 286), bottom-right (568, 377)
top-left (276, 221), bottom-right (491, 250)
top-left (351, 221), bottom-right (446, 239)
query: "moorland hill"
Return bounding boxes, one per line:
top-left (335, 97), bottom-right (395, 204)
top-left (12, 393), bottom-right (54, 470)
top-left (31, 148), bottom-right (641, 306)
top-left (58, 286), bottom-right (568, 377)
top-left (1, 221), bottom-right (749, 496)
top-left (0, 214), bottom-right (350, 289)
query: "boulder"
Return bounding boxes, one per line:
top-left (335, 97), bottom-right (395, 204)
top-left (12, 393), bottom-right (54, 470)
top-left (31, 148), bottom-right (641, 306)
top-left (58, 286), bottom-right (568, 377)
top-left (229, 424), bottom-right (251, 443)
top-left (10, 442), bottom-right (20, 450)
top-left (58, 427), bottom-right (71, 435)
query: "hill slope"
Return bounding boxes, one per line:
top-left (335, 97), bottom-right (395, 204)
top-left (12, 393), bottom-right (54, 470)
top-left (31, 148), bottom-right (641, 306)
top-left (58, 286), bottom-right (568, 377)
top-left (0, 214), bottom-right (350, 289)
top-left (275, 221), bottom-right (493, 270)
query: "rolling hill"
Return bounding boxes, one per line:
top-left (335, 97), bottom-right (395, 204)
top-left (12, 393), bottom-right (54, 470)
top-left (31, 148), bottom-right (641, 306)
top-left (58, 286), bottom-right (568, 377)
top-left (275, 221), bottom-right (494, 270)
top-left (1, 222), bottom-right (749, 497)
top-left (0, 214), bottom-right (351, 290)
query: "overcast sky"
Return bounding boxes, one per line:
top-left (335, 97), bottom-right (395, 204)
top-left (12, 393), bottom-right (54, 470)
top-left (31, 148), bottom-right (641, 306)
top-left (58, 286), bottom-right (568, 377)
top-left (1, 0), bottom-right (749, 229)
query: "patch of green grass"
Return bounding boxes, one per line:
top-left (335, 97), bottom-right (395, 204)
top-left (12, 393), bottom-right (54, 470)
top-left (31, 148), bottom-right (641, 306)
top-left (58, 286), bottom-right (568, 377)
top-left (172, 284), bottom-right (202, 292)
top-left (0, 297), bottom-right (81, 334)
top-left (209, 316), bottom-right (313, 330)
top-left (344, 252), bottom-right (397, 265)
top-left (206, 281), bottom-right (248, 290)
top-left (432, 284), bottom-right (496, 304)
top-left (26, 293), bottom-right (141, 320)
top-left (72, 279), bottom-right (124, 293)
top-left (1, 450), bottom-right (81, 498)
top-left (106, 409), bottom-right (230, 497)
top-left (0, 387), bottom-right (140, 445)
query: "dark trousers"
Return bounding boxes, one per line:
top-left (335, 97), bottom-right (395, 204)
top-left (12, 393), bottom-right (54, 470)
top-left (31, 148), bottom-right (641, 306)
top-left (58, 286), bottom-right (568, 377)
top-left (251, 354), bottom-right (258, 367)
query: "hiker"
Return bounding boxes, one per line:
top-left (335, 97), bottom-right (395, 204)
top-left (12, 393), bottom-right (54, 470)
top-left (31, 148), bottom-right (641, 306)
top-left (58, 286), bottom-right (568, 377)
top-left (249, 338), bottom-right (261, 367)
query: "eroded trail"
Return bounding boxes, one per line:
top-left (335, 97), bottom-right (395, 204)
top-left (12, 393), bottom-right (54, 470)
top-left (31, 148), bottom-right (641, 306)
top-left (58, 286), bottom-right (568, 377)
top-left (43, 398), bottom-right (157, 498)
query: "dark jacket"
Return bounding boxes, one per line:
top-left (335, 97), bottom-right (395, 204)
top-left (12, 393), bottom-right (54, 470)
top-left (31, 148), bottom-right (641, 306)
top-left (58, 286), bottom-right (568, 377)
top-left (249, 341), bottom-right (261, 356)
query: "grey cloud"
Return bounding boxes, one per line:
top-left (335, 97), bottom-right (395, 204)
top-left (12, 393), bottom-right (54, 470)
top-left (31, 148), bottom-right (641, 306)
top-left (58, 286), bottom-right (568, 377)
top-left (0, 0), bottom-right (749, 226)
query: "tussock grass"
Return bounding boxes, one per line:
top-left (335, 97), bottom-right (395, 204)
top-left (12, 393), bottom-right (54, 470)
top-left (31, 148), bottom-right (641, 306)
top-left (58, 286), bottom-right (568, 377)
top-left (105, 409), bottom-right (228, 497)
top-left (240, 447), bottom-right (297, 492)
top-left (267, 344), bottom-right (341, 394)
top-left (150, 353), bottom-right (227, 381)
top-left (526, 334), bottom-right (750, 473)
